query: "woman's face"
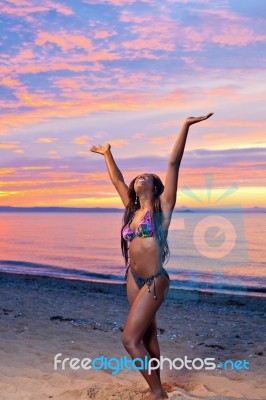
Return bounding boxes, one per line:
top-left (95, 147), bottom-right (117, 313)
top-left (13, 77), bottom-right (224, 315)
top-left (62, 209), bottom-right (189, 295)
top-left (134, 173), bottom-right (154, 194)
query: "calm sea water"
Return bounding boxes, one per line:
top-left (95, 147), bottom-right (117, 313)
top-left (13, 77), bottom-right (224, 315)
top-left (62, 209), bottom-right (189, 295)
top-left (0, 212), bottom-right (265, 297)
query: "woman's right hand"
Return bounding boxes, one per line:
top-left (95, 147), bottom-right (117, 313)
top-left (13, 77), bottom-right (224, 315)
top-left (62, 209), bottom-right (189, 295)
top-left (90, 143), bottom-right (111, 155)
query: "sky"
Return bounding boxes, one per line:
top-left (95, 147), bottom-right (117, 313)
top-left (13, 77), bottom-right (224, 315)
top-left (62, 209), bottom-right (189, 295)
top-left (0, 0), bottom-right (265, 208)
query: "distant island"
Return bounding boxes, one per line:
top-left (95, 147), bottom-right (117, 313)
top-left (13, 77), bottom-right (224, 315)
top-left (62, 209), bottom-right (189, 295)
top-left (0, 206), bottom-right (265, 213)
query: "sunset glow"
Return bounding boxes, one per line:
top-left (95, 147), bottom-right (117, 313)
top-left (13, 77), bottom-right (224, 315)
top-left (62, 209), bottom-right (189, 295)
top-left (0, 0), bottom-right (265, 208)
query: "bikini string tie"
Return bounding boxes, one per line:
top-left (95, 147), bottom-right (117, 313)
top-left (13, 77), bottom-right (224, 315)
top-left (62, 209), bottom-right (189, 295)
top-left (146, 275), bottom-right (157, 300)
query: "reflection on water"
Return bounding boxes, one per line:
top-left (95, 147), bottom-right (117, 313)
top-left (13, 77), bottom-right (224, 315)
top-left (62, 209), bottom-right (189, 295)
top-left (0, 212), bottom-right (265, 296)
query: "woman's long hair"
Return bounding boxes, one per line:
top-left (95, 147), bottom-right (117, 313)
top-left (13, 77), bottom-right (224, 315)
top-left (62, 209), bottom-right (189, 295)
top-left (121, 173), bottom-right (170, 269)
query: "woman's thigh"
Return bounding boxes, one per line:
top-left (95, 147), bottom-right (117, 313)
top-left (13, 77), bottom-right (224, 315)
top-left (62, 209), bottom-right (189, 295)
top-left (126, 268), bottom-right (157, 340)
top-left (126, 267), bottom-right (140, 307)
top-left (123, 275), bottom-right (169, 345)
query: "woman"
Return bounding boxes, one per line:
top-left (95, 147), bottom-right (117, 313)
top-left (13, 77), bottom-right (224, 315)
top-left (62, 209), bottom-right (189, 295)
top-left (90, 112), bottom-right (213, 400)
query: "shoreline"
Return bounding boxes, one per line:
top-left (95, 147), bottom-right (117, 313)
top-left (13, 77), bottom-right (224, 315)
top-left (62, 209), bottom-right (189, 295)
top-left (1, 270), bottom-right (266, 305)
top-left (0, 270), bottom-right (265, 399)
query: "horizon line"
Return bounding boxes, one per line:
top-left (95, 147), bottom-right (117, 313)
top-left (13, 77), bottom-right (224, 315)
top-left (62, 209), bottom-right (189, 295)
top-left (0, 205), bottom-right (265, 212)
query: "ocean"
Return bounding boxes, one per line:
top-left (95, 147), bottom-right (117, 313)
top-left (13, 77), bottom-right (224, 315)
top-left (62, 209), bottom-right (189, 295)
top-left (0, 212), bottom-right (265, 297)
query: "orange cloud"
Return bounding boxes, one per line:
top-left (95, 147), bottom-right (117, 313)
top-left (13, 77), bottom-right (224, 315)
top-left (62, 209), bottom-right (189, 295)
top-left (13, 149), bottom-right (24, 154)
top-left (0, 168), bottom-right (16, 175)
top-left (15, 92), bottom-right (56, 108)
top-left (0, 77), bottom-right (23, 87)
top-left (21, 166), bottom-right (53, 170)
top-left (0, 141), bottom-right (20, 149)
top-left (76, 150), bottom-right (91, 155)
top-left (37, 138), bottom-right (58, 143)
top-left (72, 135), bottom-right (90, 145)
top-left (0, 160), bottom-right (265, 207)
top-left (0, 88), bottom-right (193, 133)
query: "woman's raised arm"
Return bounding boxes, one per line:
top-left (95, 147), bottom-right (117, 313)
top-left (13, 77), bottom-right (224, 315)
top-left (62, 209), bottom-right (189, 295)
top-left (161, 113), bottom-right (214, 211)
top-left (90, 143), bottom-right (130, 207)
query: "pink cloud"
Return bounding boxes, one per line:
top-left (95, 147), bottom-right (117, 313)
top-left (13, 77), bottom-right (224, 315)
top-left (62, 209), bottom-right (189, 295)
top-left (108, 139), bottom-right (129, 147)
top-left (186, 8), bottom-right (266, 48)
top-left (113, 70), bottom-right (162, 86)
top-left (36, 32), bottom-right (93, 52)
top-left (121, 14), bottom-right (178, 54)
top-left (0, 77), bottom-right (24, 88)
top-left (167, 0), bottom-right (208, 3)
top-left (1, 0), bottom-right (74, 17)
top-left (12, 49), bottom-right (34, 63)
top-left (83, 0), bottom-right (154, 6)
top-left (118, 7), bottom-right (266, 57)
top-left (8, 63), bottom-right (88, 75)
top-left (195, 8), bottom-right (249, 22)
top-left (0, 87), bottom-right (191, 133)
top-left (119, 11), bottom-right (152, 24)
top-left (211, 27), bottom-right (266, 47)
top-left (94, 30), bottom-right (117, 39)
top-left (149, 134), bottom-right (176, 145)
top-left (207, 86), bottom-right (239, 98)
top-left (51, 77), bottom-right (87, 90)
top-left (123, 37), bottom-right (176, 52)
top-left (15, 92), bottom-right (56, 108)
top-left (132, 133), bottom-right (146, 139)
top-left (202, 132), bottom-right (228, 140)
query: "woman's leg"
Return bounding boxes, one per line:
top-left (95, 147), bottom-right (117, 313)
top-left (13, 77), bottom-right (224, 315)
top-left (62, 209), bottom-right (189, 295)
top-left (126, 268), bottom-right (160, 395)
top-left (122, 275), bottom-right (169, 399)
top-left (142, 317), bottom-right (161, 382)
top-left (126, 268), bottom-right (161, 374)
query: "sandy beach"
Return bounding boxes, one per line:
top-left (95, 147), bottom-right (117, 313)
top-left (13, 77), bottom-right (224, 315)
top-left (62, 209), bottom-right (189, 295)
top-left (0, 271), bottom-right (265, 400)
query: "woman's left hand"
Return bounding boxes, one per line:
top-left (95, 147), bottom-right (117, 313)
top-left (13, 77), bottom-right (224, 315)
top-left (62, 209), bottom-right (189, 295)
top-left (185, 112), bottom-right (214, 126)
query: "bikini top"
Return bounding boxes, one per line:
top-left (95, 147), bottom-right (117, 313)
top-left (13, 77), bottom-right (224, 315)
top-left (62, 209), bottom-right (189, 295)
top-left (122, 208), bottom-right (154, 243)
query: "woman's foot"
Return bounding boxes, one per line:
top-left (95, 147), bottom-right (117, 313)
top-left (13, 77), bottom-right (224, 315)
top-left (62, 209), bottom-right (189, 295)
top-left (142, 388), bottom-right (168, 399)
top-left (141, 387), bottom-right (151, 397)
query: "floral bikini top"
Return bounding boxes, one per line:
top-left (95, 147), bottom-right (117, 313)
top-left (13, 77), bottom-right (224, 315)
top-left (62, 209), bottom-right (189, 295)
top-left (122, 208), bottom-right (154, 243)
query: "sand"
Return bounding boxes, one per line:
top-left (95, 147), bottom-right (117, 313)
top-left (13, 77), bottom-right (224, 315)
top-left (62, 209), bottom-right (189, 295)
top-left (0, 271), bottom-right (265, 400)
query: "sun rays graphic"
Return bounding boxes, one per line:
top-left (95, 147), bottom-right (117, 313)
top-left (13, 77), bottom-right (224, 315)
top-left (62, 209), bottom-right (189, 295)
top-left (181, 173), bottom-right (239, 205)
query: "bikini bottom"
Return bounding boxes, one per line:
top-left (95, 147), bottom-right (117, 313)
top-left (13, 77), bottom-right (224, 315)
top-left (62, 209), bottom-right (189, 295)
top-left (125, 265), bottom-right (170, 300)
